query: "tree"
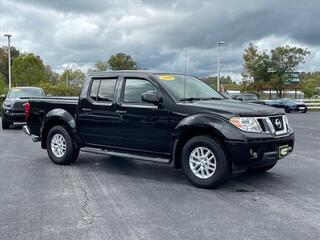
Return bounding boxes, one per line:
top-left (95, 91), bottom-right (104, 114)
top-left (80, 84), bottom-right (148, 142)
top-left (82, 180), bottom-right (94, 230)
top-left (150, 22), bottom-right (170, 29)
top-left (301, 73), bottom-right (320, 98)
top-left (0, 73), bottom-right (8, 95)
top-left (12, 53), bottom-right (48, 86)
top-left (269, 46), bottom-right (310, 98)
top-left (95, 60), bottom-right (108, 71)
top-left (242, 43), bottom-right (310, 98)
top-left (45, 65), bottom-right (59, 84)
top-left (201, 76), bottom-right (233, 89)
top-left (107, 53), bottom-right (138, 70)
top-left (242, 43), bottom-right (271, 96)
top-left (0, 46), bottom-right (20, 84)
top-left (60, 69), bottom-right (86, 87)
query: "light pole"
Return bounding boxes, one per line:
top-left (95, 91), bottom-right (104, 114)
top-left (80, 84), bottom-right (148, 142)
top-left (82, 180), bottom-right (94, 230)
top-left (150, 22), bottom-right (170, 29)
top-left (4, 34), bottom-right (12, 89)
top-left (216, 41), bottom-right (225, 92)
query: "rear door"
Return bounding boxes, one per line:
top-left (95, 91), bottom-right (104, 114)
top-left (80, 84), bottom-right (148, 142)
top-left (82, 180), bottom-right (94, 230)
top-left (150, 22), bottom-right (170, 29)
top-left (115, 76), bottom-right (171, 154)
top-left (78, 76), bottom-right (121, 146)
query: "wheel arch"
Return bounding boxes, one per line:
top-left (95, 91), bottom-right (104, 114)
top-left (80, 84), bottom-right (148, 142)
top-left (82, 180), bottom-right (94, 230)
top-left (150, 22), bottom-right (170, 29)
top-left (40, 109), bottom-right (83, 149)
top-left (171, 114), bottom-right (228, 169)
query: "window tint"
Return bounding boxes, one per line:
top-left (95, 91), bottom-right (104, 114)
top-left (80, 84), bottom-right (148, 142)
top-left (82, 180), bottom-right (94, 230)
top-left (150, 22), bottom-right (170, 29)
top-left (89, 78), bottom-right (117, 101)
top-left (89, 80), bottom-right (100, 100)
top-left (98, 79), bottom-right (117, 101)
top-left (124, 79), bottom-right (157, 103)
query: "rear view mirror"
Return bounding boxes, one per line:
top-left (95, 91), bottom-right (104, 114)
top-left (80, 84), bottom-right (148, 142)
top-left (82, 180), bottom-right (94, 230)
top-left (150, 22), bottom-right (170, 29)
top-left (142, 93), bottom-right (162, 105)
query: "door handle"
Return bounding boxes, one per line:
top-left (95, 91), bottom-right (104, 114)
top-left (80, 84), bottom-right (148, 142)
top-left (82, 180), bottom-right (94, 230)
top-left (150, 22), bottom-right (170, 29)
top-left (116, 110), bottom-right (127, 114)
top-left (82, 108), bottom-right (92, 113)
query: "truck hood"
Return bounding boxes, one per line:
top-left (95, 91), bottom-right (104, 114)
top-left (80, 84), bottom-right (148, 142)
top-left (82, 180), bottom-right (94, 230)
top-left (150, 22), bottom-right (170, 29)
top-left (180, 99), bottom-right (284, 117)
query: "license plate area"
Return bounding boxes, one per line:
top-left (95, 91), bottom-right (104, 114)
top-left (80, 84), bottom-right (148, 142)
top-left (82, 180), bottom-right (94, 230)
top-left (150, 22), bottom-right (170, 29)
top-left (279, 145), bottom-right (289, 159)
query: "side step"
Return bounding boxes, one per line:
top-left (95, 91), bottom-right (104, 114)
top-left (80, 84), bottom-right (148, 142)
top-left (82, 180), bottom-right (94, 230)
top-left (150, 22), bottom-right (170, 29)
top-left (81, 147), bottom-right (170, 164)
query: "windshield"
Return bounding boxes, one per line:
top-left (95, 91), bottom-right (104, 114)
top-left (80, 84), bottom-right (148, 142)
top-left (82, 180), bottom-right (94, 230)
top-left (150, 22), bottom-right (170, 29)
top-left (8, 88), bottom-right (44, 99)
top-left (155, 74), bottom-right (224, 100)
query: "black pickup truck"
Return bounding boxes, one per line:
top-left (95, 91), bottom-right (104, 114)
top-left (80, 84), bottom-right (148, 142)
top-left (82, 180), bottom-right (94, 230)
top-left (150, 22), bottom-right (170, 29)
top-left (23, 71), bottom-right (294, 188)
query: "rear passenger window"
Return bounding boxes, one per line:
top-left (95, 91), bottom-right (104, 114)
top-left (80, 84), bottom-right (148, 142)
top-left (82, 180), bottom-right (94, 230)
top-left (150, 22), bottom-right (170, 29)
top-left (90, 80), bottom-right (100, 101)
top-left (89, 78), bottom-right (117, 102)
top-left (98, 80), bottom-right (117, 101)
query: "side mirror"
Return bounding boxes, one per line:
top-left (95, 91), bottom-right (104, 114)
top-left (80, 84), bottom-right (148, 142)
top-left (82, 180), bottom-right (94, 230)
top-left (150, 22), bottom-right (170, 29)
top-left (142, 93), bottom-right (162, 105)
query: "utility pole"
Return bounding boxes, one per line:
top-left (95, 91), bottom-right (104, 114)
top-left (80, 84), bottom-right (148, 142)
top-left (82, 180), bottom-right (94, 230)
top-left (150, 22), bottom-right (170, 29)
top-left (4, 34), bottom-right (12, 89)
top-left (216, 41), bottom-right (225, 92)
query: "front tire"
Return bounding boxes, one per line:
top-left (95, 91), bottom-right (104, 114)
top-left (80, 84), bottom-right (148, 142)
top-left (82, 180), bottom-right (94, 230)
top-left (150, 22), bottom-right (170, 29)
top-left (46, 125), bottom-right (79, 165)
top-left (181, 136), bottom-right (231, 188)
top-left (2, 119), bottom-right (11, 129)
top-left (285, 107), bottom-right (291, 113)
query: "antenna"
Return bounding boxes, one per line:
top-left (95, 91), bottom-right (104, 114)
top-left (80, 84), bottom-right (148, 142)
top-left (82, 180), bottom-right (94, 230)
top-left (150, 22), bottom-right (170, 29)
top-left (184, 48), bottom-right (187, 101)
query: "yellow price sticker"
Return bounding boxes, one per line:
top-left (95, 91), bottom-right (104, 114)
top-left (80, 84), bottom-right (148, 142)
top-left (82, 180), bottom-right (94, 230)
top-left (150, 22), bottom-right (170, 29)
top-left (159, 75), bottom-right (175, 81)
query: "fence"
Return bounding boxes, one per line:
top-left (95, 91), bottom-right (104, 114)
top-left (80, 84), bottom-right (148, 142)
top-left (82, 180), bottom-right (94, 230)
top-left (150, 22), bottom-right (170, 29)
top-left (299, 99), bottom-right (320, 110)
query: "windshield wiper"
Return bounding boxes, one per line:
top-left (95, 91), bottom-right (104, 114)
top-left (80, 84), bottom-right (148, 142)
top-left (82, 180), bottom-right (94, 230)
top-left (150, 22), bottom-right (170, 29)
top-left (200, 97), bottom-right (224, 101)
top-left (180, 97), bottom-right (203, 102)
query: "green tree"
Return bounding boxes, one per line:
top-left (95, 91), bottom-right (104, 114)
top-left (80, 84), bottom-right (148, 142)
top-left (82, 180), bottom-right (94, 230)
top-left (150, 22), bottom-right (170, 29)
top-left (301, 73), bottom-right (320, 98)
top-left (269, 45), bottom-right (310, 98)
top-left (95, 60), bottom-right (108, 71)
top-left (107, 52), bottom-right (138, 70)
top-left (60, 69), bottom-right (86, 87)
top-left (95, 53), bottom-right (138, 71)
top-left (0, 73), bottom-right (8, 95)
top-left (12, 53), bottom-right (48, 86)
top-left (0, 46), bottom-right (20, 84)
top-left (201, 76), bottom-right (233, 90)
top-left (242, 43), bottom-right (271, 96)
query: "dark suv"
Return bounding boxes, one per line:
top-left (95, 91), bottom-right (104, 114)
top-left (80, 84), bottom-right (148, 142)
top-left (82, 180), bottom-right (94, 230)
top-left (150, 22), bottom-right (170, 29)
top-left (1, 87), bottom-right (45, 129)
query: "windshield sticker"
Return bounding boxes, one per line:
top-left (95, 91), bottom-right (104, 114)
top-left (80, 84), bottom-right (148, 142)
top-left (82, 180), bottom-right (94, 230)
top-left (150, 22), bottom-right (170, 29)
top-left (159, 75), bottom-right (175, 81)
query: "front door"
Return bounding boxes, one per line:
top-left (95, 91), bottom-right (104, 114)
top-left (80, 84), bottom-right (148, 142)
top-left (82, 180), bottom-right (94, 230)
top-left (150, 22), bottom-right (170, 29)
top-left (115, 77), bottom-right (171, 154)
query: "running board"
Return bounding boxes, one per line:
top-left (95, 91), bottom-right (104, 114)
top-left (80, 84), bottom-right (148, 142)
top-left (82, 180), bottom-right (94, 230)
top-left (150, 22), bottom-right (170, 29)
top-left (81, 147), bottom-right (170, 164)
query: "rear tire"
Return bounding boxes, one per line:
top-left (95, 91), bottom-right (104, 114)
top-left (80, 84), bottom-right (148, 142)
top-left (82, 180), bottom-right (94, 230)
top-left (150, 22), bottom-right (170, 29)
top-left (46, 125), bottom-right (79, 165)
top-left (247, 162), bottom-right (277, 173)
top-left (2, 119), bottom-right (11, 129)
top-left (181, 136), bottom-right (231, 189)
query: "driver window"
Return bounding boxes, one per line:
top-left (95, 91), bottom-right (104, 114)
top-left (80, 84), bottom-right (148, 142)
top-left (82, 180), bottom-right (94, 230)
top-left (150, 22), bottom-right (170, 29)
top-left (124, 78), bottom-right (157, 103)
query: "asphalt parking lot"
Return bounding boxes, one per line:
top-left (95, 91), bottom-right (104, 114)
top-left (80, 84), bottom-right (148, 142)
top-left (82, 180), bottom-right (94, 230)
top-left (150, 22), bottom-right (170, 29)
top-left (0, 113), bottom-right (319, 240)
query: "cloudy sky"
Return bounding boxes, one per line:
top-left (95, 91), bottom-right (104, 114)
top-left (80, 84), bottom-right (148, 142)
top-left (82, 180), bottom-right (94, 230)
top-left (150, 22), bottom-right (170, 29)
top-left (0, 0), bottom-right (319, 81)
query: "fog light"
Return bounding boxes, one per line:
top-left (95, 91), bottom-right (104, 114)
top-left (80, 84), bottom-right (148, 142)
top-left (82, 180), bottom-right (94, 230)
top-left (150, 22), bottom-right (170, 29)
top-left (250, 149), bottom-right (258, 159)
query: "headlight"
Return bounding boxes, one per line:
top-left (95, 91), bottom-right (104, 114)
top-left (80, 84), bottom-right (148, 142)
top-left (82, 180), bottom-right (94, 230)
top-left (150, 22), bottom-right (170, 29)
top-left (2, 102), bottom-right (12, 108)
top-left (229, 117), bottom-right (262, 133)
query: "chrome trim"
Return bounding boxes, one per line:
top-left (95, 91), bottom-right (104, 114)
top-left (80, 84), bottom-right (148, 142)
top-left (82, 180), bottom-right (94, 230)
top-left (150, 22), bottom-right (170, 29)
top-left (121, 104), bottom-right (158, 109)
top-left (23, 125), bottom-right (31, 136)
top-left (254, 115), bottom-right (288, 135)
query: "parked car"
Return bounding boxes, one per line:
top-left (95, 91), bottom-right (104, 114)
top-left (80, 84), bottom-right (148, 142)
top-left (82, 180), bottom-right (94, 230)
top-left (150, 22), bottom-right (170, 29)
top-left (232, 93), bottom-right (266, 105)
top-left (23, 71), bottom-right (294, 188)
top-left (1, 87), bottom-right (45, 129)
top-left (267, 99), bottom-right (308, 113)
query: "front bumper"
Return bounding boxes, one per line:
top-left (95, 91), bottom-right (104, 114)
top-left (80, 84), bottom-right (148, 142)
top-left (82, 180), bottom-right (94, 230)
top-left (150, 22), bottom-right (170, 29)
top-left (226, 132), bottom-right (294, 169)
top-left (2, 108), bottom-right (25, 122)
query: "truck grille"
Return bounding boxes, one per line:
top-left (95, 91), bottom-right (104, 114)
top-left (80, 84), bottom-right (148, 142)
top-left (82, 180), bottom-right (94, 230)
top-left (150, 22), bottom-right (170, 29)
top-left (255, 115), bottom-right (288, 135)
top-left (12, 102), bottom-right (26, 111)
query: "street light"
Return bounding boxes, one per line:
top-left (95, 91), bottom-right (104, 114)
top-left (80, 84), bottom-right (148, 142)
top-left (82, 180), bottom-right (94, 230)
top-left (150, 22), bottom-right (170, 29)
top-left (216, 41), bottom-right (225, 92)
top-left (4, 34), bottom-right (12, 90)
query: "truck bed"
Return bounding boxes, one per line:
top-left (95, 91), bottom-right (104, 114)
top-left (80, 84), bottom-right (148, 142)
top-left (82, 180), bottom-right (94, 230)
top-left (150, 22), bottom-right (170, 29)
top-left (27, 96), bottom-right (79, 136)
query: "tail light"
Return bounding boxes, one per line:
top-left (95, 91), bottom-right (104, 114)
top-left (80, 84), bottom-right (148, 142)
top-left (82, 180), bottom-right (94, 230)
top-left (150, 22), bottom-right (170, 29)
top-left (24, 102), bottom-right (30, 121)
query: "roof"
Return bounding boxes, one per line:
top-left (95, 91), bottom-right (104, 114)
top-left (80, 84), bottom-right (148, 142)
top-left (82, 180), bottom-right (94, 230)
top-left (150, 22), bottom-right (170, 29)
top-left (89, 70), bottom-right (190, 77)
